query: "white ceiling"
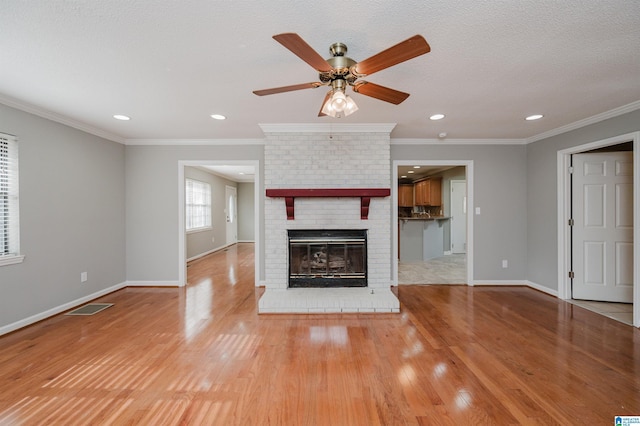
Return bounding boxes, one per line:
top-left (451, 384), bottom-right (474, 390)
top-left (199, 165), bottom-right (255, 183)
top-left (1, 1), bottom-right (639, 142)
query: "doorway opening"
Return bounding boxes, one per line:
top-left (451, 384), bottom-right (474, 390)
top-left (558, 131), bottom-right (639, 327)
top-left (393, 160), bottom-right (474, 286)
top-left (178, 160), bottom-right (261, 288)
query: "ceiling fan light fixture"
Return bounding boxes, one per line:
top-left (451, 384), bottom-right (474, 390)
top-left (321, 95), bottom-right (338, 117)
top-left (343, 95), bottom-right (358, 116)
top-left (330, 90), bottom-right (347, 111)
top-left (321, 90), bottom-right (358, 118)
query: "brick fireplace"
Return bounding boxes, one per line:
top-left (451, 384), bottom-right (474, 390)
top-left (258, 123), bottom-right (400, 313)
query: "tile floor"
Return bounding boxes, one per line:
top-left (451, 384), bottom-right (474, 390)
top-left (398, 254), bottom-right (467, 285)
top-left (567, 299), bottom-right (633, 326)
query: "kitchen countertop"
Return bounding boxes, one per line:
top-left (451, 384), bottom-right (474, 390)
top-left (399, 216), bottom-right (450, 221)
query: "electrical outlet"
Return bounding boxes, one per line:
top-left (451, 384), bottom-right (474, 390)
top-left (502, 260), bottom-right (508, 268)
top-left (81, 272), bottom-right (88, 282)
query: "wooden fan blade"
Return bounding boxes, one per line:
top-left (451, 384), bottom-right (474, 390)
top-left (353, 35), bottom-right (430, 76)
top-left (253, 82), bottom-right (323, 96)
top-left (318, 91), bottom-right (331, 117)
top-left (273, 33), bottom-right (333, 72)
top-left (352, 81), bottom-right (410, 104)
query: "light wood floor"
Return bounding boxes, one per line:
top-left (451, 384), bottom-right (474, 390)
top-left (1, 243), bottom-right (638, 425)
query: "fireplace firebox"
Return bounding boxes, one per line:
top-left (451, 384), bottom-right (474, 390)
top-left (288, 229), bottom-right (367, 288)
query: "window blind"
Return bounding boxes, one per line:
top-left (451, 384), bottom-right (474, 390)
top-left (185, 178), bottom-right (211, 231)
top-left (0, 133), bottom-right (20, 257)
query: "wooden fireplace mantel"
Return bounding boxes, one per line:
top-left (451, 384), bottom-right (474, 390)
top-left (265, 188), bottom-right (391, 220)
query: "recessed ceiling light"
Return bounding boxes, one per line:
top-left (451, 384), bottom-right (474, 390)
top-left (407, 170), bottom-right (415, 174)
top-left (210, 114), bottom-right (226, 120)
top-left (400, 175), bottom-right (407, 178)
top-left (429, 114), bottom-right (445, 120)
top-left (525, 114), bottom-right (543, 121)
top-left (113, 114), bottom-right (130, 121)
top-left (413, 166), bottom-right (421, 169)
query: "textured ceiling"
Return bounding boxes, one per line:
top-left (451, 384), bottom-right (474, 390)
top-left (1, 0), bottom-right (639, 142)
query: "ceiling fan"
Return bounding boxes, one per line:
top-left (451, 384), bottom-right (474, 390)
top-left (253, 33), bottom-right (431, 118)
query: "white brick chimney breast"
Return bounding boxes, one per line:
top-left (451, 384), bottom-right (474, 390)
top-left (259, 124), bottom-right (399, 313)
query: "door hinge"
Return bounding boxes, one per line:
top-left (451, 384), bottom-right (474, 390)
top-left (568, 166), bottom-right (574, 174)
top-left (568, 218), bottom-right (574, 226)
top-left (569, 271), bottom-right (575, 279)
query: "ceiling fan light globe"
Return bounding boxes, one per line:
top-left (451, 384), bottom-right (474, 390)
top-left (330, 91), bottom-right (347, 112)
top-left (321, 101), bottom-right (337, 117)
top-left (343, 96), bottom-right (358, 116)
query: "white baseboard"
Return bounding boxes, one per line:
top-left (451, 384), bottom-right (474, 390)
top-left (0, 281), bottom-right (127, 336)
top-left (186, 242), bottom-right (237, 262)
top-left (125, 280), bottom-right (180, 287)
top-left (472, 280), bottom-right (528, 286)
top-left (472, 279), bottom-right (559, 297)
top-left (525, 280), bottom-right (559, 297)
top-left (238, 239), bottom-right (255, 243)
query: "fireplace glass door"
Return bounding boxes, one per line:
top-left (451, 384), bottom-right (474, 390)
top-left (288, 230), bottom-right (367, 288)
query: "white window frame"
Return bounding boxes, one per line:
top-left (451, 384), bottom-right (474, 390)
top-left (0, 132), bottom-right (24, 267)
top-left (185, 178), bottom-right (212, 233)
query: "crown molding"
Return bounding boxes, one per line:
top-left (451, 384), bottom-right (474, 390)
top-left (125, 138), bottom-right (264, 146)
top-left (258, 123), bottom-right (396, 134)
top-left (0, 94), bottom-right (125, 144)
top-left (526, 100), bottom-right (640, 144)
top-left (391, 138), bottom-right (526, 145)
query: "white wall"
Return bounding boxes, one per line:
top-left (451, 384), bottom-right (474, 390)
top-left (0, 104), bottom-right (126, 331)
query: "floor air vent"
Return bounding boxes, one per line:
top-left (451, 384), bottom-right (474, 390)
top-left (65, 303), bottom-right (113, 316)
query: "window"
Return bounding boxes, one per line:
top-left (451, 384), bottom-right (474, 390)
top-left (0, 132), bottom-right (23, 266)
top-left (185, 178), bottom-right (211, 231)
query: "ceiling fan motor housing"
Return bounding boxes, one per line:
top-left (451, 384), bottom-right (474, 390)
top-left (320, 43), bottom-right (357, 84)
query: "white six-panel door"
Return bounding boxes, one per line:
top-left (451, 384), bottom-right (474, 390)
top-left (225, 185), bottom-right (238, 246)
top-left (451, 180), bottom-right (467, 254)
top-left (572, 152), bottom-right (633, 302)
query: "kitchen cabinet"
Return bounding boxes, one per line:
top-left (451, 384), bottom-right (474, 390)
top-left (399, 217), bottom-right (450, 261)
top-left (398, 184), bottom-right (414, 207)
top-left (414, 177), bottom-right (442, 206)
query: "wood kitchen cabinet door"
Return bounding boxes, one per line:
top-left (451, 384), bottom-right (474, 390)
top-left (414, 178), bottom-right (442, 206)
top-left (398, 184), bottom-right (414, 207)
top-left (429, 177), bottom-right (442, 206)
top-left (414, 180), bottom-right (430, 205)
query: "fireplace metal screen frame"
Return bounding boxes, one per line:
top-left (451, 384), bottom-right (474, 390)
top-left (288, 229), bottom-right (368, 288)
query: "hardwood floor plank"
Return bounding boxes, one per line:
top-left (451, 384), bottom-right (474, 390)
top-left (1, 243), bottom-right (639, 424)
